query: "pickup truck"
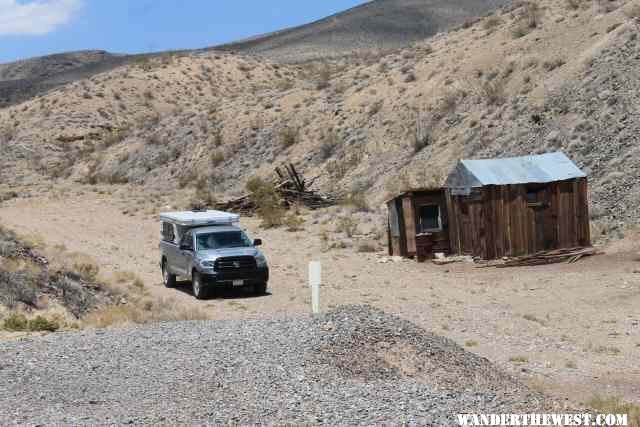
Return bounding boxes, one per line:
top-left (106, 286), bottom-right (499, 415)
top-left (159, 210), bottom-right (269, 299)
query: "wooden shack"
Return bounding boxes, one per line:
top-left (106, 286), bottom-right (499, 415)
top-left (387, 152), bottom-right (591, 261)
top-left (386, 189), bottom-right (451, 261)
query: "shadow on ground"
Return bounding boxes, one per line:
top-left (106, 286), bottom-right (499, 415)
top-left (172, 281), bottom-right (272, 300)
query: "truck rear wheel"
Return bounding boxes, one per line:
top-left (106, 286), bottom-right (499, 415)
top-left (162, 260), bottom-right (176, 288)
top-left (192, 271), bottom-right (208, 300)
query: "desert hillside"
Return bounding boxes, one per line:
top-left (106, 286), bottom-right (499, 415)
top-left (1, 0), bottom-right (639, 236)
top-left (0, 0), bottom-right (507, 109)
top-left (217, 0), bottom-right (510, 62)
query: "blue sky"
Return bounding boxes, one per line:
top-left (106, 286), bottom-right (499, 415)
top-left (0, 0), bottom-right (368, 63)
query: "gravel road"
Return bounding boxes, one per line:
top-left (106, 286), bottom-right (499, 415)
top-left (0, 306), bottom-right (549, 426)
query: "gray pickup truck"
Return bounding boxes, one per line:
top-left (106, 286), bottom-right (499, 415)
top-left (159, 210), bottom-right (269, 299)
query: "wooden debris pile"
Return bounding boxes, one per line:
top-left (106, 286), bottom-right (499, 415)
top-left (479, 247), bottom-right (603, 268)
top-left (216, 164), bottom-right (338, 214)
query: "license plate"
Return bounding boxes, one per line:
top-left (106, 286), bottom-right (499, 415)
top-left (232, 279), bottom-right (244, 287)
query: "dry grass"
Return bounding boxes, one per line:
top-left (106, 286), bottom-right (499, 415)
top-left (336, 216), bottom-right (359, 237)
top-left (509, 355), bottom-right (528, 363)
top-left (2, 312), bottom-right (62, 332)
top-left (356, 241), bottom-right (378, 253)
top-left (588, 396), bottom-right (640, 427)
top-left (83, 297), bottom-right (209, 328)
top-left (246, 176), bottom-right (285, 229)
top-left (284, 212), bottom-right (305, 232)
top-left (112, 271), bottom-right (138, 284)
top-left (624, 3), bottom-right (640, 19)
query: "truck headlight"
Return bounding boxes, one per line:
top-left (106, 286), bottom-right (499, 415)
top-left (200, 260), bottom-right (216, 269)
top-left (256, 254), bottom-right (268, 268)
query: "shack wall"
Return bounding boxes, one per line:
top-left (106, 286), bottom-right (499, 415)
top-left (448, 178), bottom-right (590, 259)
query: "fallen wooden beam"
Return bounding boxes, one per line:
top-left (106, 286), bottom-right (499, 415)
top-left (492, 247), bottom-right (604, 268)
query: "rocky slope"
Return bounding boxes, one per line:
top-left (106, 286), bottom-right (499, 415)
top-left (1, 0), bottom-right (639, 233)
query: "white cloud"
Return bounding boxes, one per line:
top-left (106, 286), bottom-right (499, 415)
top-left (0, 0), bottom-right (81, 36)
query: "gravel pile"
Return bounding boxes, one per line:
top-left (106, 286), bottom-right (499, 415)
top-left (0, 305), bottom-right (550, 425)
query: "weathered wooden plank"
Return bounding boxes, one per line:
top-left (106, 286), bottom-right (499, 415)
top-left (402, 196), bottom-right (417, 256)
top-left (445, 191), bottom-right (460, 255)
top-left (478, 190), bottom-right (488, 259)
top-left (496, 186), bottom-right (505, 258)
top-left (578, 178), bottom-right (591, 246)
top-left (502, 186), bottom-right (509, 257)
top-left (515, 186), bottom-right (526, 256)
top-left (559, 182), bottom-right (572, 248)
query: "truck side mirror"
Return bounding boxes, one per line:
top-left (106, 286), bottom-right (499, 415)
top-left (253, 239), bottom-right (262, 247)
top-left (180, 243), bottom-right (192, 251)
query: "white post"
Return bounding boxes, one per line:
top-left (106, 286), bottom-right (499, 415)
top-left (309, 261), bottom-right (321, 314)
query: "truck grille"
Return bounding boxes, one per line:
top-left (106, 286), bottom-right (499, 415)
top-left (214, 256), bottom-right (257, 272)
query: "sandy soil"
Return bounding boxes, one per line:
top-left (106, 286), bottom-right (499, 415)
top-left (0, 190), bottom-right (639, 407)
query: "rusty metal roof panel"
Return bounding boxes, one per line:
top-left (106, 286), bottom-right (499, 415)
top-left (447, 152), bottom-right (586, 187)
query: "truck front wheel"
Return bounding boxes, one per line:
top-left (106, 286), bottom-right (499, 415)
top-left (254, 282), bottom-right (267, 295)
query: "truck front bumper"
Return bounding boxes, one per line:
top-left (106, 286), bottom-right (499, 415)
top-left (200, 267), bottom-right (269, 287)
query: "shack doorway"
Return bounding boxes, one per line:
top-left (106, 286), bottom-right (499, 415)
top-left (526, 185), bottom-right (551, 252)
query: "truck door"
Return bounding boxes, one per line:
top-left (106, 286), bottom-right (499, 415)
top-left (176, 230), bottom-right (194, 276)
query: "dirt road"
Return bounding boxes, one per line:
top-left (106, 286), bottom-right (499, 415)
top-left (1, 189), bottom-right (639, 405)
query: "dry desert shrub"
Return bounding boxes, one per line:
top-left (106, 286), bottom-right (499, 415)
top-left (624, 2), bottom-right (640, 19)
top-left (210, 150), bottom-right (225, 167)
top-left (483, 15), bottom-right (503, 31)
top-left (279, 125), bottom-right (300, 149)
top-left (284, 212), bottom-right (305, 232)
top-left (342, 192), bottom-right (370, 213)
top-left (2, 313), bottom-right (61, 332)
top-left (0, 126), bottom-right (16, 142)
top-left (356, 241), bottom-right (377, 253)
top-left (246, 176), bottom-right (285, 228)
top-left (542, 57), bottom-right (566, 72)
top-left (336, 216), bottom-right (359, 237)
top-left (588, 396), bottom-right (640, 427)
top-left (83, 298), bottom-right (208, 328)
top-left (479, 77), bottom-right (507, 105)
top-left (565, 0), bottom-right (583, 10)
top-left (511, 1), bottom-right (542, 38)
top-left (319, 131), bottom-right (340, 160)
top-left (413, 118), bottom-right (433, 153)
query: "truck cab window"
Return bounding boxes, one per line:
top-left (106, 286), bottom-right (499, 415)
top-left (181, 231), bottom-right (194, 250)
top-left (161, 222), bottom-right (175, 243)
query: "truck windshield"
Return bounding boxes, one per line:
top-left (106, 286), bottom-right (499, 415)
top-left (196, 231), bottom-right (252, 250)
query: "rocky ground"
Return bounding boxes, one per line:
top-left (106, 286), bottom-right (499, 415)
top-left (0, 306), bottom-right (554, 426)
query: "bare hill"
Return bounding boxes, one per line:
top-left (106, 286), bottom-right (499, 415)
top-left (1, 0), bottom-right (640, 235)
top-left (0, 50), bottom-right (120, 82)
top-left (217, 0), bottom-right (510, 62)
top-left (0, 50), bottom-right (131, 108)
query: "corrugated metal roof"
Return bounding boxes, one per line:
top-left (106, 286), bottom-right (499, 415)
top-left (451, 152), bottom-right (586, 187)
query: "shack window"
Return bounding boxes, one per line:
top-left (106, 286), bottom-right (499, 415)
top-left (526, 185), bottom-right (545, 207)
top-left (418, 204), bottom-right (441, 233)
top-left (161, 222), bottom-right (175, 243)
